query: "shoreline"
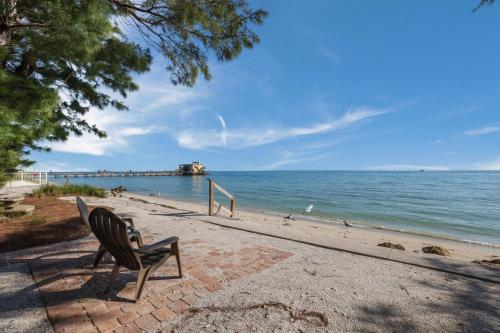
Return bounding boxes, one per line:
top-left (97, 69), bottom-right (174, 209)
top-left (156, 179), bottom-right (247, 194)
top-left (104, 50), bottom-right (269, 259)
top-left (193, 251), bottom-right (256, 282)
top-left (128, 190), bottom-right (500, 250)
top-left (120, 192), bottom-right (500, 263)
top-left (51, 172), bottom-right (500, 247)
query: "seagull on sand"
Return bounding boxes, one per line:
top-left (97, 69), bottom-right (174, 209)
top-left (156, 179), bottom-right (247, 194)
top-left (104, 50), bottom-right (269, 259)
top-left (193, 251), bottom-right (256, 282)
top-left (343, 220), bottom-right (352, 227)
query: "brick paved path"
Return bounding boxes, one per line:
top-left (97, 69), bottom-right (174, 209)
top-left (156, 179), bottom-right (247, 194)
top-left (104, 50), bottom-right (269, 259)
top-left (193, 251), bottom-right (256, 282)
top-left (1, 234), bottom-right (293, 333)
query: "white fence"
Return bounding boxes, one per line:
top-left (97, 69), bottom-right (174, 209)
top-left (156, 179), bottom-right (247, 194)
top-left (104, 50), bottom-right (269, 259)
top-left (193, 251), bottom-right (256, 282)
top-left (7, 172), bottom-right (48, 186)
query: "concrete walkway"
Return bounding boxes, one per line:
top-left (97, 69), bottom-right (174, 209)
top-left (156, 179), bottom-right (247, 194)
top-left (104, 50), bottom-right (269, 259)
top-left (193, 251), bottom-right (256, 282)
top-left (0, 263), bottom-right (53, 333)
top-left (0, 183), bottom-right (40, 197)
top-left (3, 180), bottom-right (40, 188)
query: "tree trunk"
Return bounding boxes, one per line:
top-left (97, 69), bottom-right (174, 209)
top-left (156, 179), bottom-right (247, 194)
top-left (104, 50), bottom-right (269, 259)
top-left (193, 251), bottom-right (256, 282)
top-left (0, 0), bottom-right (18, 46)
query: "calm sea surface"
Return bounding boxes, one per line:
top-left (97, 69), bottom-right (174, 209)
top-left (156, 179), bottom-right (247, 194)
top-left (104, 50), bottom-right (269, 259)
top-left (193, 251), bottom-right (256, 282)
top-left (53, 171), bottom-right (500, 246)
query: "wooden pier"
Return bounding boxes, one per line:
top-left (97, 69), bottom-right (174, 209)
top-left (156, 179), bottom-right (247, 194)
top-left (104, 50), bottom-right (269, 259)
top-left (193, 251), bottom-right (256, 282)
top-left (49, 170), bottom-right (207, 178)
top-left (49, 163), bottom-right (208, 178)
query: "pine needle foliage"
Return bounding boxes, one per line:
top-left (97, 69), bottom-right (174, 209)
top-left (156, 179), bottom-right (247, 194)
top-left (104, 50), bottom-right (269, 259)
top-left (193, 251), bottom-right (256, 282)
top-left (0, 0), bottom-right (267, 171)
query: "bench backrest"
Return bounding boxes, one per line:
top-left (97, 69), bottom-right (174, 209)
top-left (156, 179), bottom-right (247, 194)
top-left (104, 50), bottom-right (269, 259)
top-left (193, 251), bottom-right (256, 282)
top-left (88, 207), bottom-right (140, 270)
top-left (76, 196), bottom-right (90, 228)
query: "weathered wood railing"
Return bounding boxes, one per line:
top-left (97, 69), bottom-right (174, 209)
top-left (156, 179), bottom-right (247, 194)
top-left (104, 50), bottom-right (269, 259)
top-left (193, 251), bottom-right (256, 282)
top-left (207, 178), bottom-right (237, 218)
top-left (8, 172), bottom-right (48, 186)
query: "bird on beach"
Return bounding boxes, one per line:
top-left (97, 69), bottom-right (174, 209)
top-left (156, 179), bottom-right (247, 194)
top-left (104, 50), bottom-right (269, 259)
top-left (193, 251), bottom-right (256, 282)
top-left (343, 220), bottom-right (352, 227)
top-left (304, 204), bottom-right (314, 214)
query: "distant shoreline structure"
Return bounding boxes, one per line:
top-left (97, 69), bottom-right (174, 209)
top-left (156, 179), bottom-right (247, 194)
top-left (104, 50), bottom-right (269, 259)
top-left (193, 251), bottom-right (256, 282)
top-left (49, 162), bottom-right (208, 178)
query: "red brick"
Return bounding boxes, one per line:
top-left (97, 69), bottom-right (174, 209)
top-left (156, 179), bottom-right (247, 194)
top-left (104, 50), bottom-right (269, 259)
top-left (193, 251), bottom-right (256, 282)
top-left (206, 283), bottom-right (222, 292)
top-left (242, 266), bottom-right (256, 274)
top-left (117, 311), bottom-right (139, 325)
top-left (194, 288), bottom-right (212, 298)
top-left (148, 294), bottom-right (168, 309)
top-left (198, 275), bottom-right (218, 285)
top-left (180, 286), bottom-right (194, 295)
top-left (178, 279), bottom-right (196, 287)
top-left (134, 313), bottom-right (160, 331)
top-left (181, 294), bottom-right (199, 306)
top-left (61, 321), bottom-right (98, 333)
top-left (93, 318), bottom-right (120, 333)
top-left (152, 306), bottom-right (176, 321)
top-left (49, 307), bottom-right (89, 332)
top-left (260, 260), bottom-right (274, 268)
top-left (113, 324), bottom-right (141, 333)
top-left (191, 281), bottom-right (206, 289)
top-left (105, 301), bottom-right (123, 311)
top-left (135, 302), bottom-right (155, 316)
top-left (85, 302), bottom-right (108, 318)
top-left (166, 291), bottom-right (183, 302)
top-left (168, 300), bottom-right (189, 314)
top-left (64, 276), bottom-right (83, 285)
top-left (92, 309), bottom-right (122, 324)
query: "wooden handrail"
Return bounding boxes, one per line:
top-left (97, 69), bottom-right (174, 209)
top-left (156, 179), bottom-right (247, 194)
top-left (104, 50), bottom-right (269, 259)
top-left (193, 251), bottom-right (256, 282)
top-left (208, 178), bottom-right (237, 218)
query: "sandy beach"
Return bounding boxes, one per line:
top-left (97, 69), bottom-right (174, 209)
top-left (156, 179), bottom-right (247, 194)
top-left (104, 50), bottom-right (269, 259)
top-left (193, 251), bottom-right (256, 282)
top-left (75, 193), bottom-right (500, 332)
top-left (117, 192), bottom-right (500, 263)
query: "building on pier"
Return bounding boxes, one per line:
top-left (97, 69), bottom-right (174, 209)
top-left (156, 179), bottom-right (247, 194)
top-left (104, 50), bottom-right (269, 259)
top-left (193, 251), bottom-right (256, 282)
top-left (177, 162), bottom-right (206, 175)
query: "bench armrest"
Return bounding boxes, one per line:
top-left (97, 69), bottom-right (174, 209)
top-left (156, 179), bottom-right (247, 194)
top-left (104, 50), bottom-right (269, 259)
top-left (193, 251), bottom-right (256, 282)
top-left (135, 236), bottom-right (179, 254)
top-left (120, 216), bottom-right (135, 228)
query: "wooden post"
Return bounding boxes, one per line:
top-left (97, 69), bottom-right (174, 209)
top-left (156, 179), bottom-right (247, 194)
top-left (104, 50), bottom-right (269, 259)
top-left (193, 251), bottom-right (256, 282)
top-left (208, 178), bottom-right (214, 216)
top-left (208, 178), bottom-right (236, 218)
top-left (230, 198), bottom-right (236, 218)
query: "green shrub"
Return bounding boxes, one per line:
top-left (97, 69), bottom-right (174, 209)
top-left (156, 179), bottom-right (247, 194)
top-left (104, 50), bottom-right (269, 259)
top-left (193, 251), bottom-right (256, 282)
top-left (0, 172), bottom-right (11, 188)
top-left (33, 184), bottom-right (107, 198)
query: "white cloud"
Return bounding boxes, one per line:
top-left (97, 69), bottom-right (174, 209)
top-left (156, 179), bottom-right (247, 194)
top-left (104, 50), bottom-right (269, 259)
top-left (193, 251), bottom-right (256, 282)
top-left (263, 151), bottom-right (329, 170)
top-left (296, 140), bottom-right (343, 151)
top-left (318, 46), bottom-right (340, 66)
top-left (365, 164), bottom-right (450, 171)
top-left (49, 109), bottom-right (166, 156)
top-left (50, 132), bottom-right (128, 156)
top-left (464, 125), bottom-right (500, 136)
top-left (175, 107), bottom-right (389, 150)
top-left (139, 86), bottom-right (204, 112)
top-left (47, 73), bottom-right (203, 156)
top-left (473, 157), bottom-right (500, 170)
top-left (216, 114), bottom-right (228, 145)
top-left (31, 161), bottom-right (90, 172)
top-left (121, 126), bottom-right (164, 136)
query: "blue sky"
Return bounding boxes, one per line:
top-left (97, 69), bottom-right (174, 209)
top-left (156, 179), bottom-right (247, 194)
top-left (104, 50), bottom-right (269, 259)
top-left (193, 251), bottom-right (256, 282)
top-left (32, 0), bottom-right (500, 171)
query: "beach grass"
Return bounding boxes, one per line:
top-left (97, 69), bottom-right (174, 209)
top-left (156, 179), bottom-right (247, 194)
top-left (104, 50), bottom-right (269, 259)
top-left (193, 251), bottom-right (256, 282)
top-left (33, 183), bottom-right (107, 198)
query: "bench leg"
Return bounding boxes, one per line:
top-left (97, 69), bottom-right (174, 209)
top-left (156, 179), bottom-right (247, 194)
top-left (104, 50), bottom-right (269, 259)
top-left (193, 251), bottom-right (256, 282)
top-left (107, 263), bottom-right (120, 291)
top-left (135, 267), bottom-right (152, 301)
top-left (173, 242), bottom-right (182, 278)
top-left (93, 244), bottom-right (106, 268)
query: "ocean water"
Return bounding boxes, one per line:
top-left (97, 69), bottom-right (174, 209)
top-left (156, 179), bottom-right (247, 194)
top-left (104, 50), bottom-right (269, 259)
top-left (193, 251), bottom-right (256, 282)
top-left (52, 171), bottom-right (500, 246)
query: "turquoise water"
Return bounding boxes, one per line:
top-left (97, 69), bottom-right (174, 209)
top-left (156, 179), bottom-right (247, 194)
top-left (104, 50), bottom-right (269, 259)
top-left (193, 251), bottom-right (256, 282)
top-left (53, 171), bottom-right (500, 246)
